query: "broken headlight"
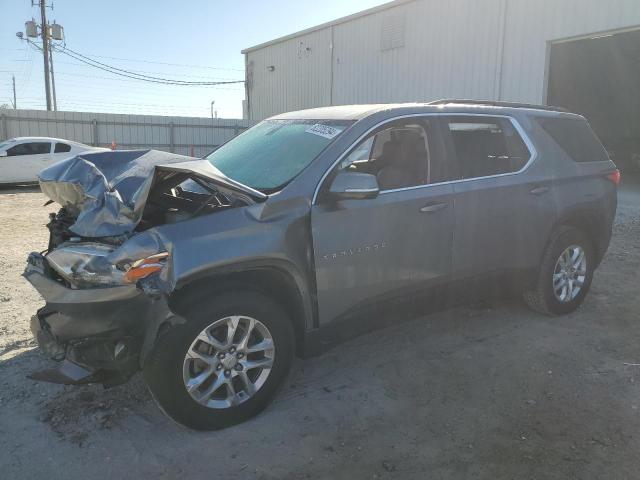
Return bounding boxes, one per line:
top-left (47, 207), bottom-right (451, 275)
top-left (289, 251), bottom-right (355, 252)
top-left (46, 244), bottom-right (125, 288)
top-left (45, 243), bottom-right (168, 288)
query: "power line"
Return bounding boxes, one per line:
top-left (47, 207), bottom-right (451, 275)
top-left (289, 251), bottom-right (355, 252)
top-left (17, 99), bottom-right (211, 110)
top-left (17, 96), bottom-right (231, 109)
top-left (59, 45), bottom-right (245, 85)
top-left (50, 59), bottom-right (241, 81)
top-left (59, 51), bottom-right (244, 72)
top-left (11, 80), bottom-right (244, 109)
top-left (16, 103), bottom-right (221, 117)
top-left (52, 70), bottom-right (243, 88)
top-left (53, 45), bottom-right (244, 86)
top-left (18, 47), bottom-right (35, 93)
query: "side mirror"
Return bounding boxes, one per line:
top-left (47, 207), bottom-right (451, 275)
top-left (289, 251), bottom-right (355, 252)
top-left (0, 151), bottom-right (6, 157)
top-left (329, 171), bottom-right (379, 200)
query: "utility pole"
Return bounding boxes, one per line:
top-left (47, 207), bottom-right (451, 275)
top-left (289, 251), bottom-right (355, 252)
top-left (49, 44), bottom-right (57, 111)
top-left (39, 0), bottom-right (52, 111)
top-left (20, 2), bottom-right (62, 111)
top-left (12, 76), bottom-right (17, 109)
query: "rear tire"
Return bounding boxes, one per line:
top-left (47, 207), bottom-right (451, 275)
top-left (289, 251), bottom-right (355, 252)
top-left (143, 290), bottom-right (294, 430)
top-left (523, 226), bottom-right (595, 316)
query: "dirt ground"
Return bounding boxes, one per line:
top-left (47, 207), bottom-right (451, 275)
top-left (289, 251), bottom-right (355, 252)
top-left (1, 178), bottom-right (640, 480)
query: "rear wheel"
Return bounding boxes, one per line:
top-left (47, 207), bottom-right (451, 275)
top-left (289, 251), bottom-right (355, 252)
top-left (523, 227), bottom-right (595, 316)
top-left (143, 291), bottom-right (294, 430)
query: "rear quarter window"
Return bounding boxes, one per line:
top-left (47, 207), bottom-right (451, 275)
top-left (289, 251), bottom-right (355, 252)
top-left (537, 117), bottom-right (609, 163)
top-left (54, 142), bottom-right (72, 153)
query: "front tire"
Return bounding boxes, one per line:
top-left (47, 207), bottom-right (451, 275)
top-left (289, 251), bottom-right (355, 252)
top-left (523, 227), bottom-right (595, 316)
top-left (143, 291), bottom-right (294, 430)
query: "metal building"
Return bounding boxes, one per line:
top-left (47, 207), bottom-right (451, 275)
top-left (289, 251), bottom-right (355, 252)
top-left (242, 0), bottom-right (640, 169)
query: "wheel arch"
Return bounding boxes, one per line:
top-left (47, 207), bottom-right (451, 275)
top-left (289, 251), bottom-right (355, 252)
top-left (167, 261), bottom-right (315, 357)
top-left (549, 207), bottom-right (610, 266)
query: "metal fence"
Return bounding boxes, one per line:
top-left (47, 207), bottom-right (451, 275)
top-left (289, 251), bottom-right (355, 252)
top-left (0, 109), bottom-right (253, 158)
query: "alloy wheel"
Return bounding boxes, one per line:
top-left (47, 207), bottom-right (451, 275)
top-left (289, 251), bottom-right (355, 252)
top-left (552, 245), bottom-right (587, 303)
top-left (182, 316), bottom-right (275, 409)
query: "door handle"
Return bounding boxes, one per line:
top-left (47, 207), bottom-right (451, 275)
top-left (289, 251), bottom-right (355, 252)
top-left (420, 202), bottom-right (448, 213)
top-left (530, 186), bottom-right (550, 196)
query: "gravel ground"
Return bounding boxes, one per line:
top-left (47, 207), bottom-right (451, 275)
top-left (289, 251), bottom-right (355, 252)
top-left (1, 178), bottom-right (639, 479)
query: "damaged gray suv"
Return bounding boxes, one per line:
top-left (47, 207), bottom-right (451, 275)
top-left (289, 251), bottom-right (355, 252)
top-left (24, 101), bottom-right (619, 430)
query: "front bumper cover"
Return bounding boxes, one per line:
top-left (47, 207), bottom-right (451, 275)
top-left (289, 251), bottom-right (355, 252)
top-left (24, 253), bottom-right (184, 386)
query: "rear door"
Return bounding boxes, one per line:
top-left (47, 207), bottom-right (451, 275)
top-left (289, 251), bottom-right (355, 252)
top-left (441, 115), bottom-right (558, 279)
top-left (50, 141), bottom-right (73, 166)
top-left (2, 141), bottom-right (53, 183)
top-left (311, 116), bottom-right (457, 326)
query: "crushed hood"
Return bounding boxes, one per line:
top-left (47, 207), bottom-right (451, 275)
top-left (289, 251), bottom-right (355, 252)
top-left (38, 149), bottom-right (267, 238)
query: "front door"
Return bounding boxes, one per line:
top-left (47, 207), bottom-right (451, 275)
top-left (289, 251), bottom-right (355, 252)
top-left (311, 116), bottom-right (457, 326)
top-left (3, 141), bottom-right (53, 183)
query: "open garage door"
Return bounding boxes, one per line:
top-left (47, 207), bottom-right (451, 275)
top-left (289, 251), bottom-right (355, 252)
top-left (547, 29), bottom-right (640, 173)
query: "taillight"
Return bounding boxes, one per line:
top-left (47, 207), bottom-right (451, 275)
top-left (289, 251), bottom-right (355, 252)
top-left (606, 169), bottom-right (621, 186)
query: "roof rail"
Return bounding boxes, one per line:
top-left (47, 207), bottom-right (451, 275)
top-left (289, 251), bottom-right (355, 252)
top-left (428, 99), bottom-right (569, 113)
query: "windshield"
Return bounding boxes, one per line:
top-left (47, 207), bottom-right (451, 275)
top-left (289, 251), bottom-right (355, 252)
top-left (0, 139), bottom-right (16, 151)
top-left (206, 119), bottom-right (352, 191)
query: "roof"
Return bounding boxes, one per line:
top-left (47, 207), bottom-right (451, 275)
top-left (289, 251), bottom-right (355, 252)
top-left (5, 137), bottom-right (91, 146)
top-left (242, 0), bottom-right (415, 54)
top-left (270, 104), bottom-right (412, 121)
top-left (429, 99), bottom-right (569, 113)
top-left (269, 102), bottom-right (575, 121)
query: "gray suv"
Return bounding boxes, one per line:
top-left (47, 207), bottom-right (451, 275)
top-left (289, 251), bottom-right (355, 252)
top-left (24, 101), bottom-right (619, 430)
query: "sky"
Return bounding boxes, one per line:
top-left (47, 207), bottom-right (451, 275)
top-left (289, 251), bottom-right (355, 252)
top-left (0, 0), bottom-right (388, 118)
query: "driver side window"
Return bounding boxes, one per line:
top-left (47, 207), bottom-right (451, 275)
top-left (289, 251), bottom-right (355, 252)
top-left (339, 117), bottom-right (449, 191)
top-left (7, 142), bottom-right (51, 156)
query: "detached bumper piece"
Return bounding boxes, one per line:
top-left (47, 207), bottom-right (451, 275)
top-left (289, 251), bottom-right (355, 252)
top-left (29, 310), bottom-right (141, 387)
top-left (28, 360), bottom-right (101, 385)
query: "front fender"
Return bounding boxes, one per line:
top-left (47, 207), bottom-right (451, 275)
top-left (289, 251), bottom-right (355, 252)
top-left (173, 258), bottom-right (316, 332)
top-left (140, 200), bottom-right (317, 331)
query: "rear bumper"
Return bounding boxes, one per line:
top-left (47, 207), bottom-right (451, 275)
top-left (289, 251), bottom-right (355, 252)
top-left (24, 255), bottom-right (183, 386)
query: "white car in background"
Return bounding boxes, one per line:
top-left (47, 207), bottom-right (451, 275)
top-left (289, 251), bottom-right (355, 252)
top-left (0, 137), bottom-right (107, 185)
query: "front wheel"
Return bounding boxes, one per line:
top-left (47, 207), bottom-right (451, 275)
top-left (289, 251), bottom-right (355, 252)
top-left (523, 227), bottom-right (595, 316)
top-left (143, 291), bottom-right (294, 430)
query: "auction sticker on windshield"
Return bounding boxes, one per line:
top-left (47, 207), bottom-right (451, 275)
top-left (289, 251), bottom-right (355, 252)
top-left (305, 124), bottom-right (344, 139)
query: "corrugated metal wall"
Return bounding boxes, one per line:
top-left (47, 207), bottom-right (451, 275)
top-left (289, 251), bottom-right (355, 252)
top-left (500, 0), bottom-right (640, 103)
top-left (331, 0), bottom-right (504, 105)
top-left (245, 0), bottom-right (640, 121)
top-left (246, 28), bottom-right (332, 122)
top-left (0, 109), bottom-right (252, 158)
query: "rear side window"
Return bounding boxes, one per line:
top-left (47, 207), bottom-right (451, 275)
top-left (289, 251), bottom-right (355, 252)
top-left (54, 142), bottom-right (71, 153)
top-left (444, 116), bottom-right (531, 179)
top-left (6, 142), bottom-right (51, 156)
top-left (537, 117), bottom-right (609, 163)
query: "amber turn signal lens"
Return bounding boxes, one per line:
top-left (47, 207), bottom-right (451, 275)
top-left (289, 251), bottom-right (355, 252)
top-left (123, 252), bottom-right (169, 283)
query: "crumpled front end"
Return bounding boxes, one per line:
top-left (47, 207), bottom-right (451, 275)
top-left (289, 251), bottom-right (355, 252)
top-left (38, 148), bottom-right (266, 238)
top-left (24, 149), bottom-right (265, 386)
top-left (24, 248), bottom-right (183, 386)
